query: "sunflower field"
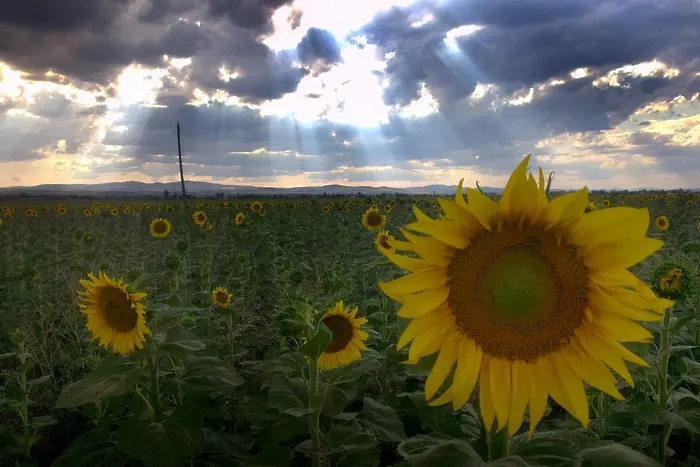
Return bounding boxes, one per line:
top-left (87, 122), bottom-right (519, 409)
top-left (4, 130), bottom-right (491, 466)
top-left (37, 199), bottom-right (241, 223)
top-left (1, 157), bottom-right (700, 467)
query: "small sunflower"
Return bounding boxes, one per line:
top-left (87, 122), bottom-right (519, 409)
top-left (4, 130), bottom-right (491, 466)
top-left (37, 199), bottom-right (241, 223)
top-left (193, 211), bottom-right (207, 226)
top-left (212, 286), bottom-right (232, 308)
top-left (652, 262), bottom-right (692, 299)
top-left (204, 222), bottom-right (213, 232)
top-left (362, 207), bottom-right (387, 231)
top-left (376, 230), bottom-right (395, 255)
top-left (317, 301), bottom-right (369, 370)
top-left (123, 207), bottom-right (132, 215)
top-left (251, 201), bottom-right (263, 213)
top-left (379, 155), bottom-right (670, 436)
top-left (111, 208), bottom-right (119, 216)
top-left (654, 215), bottom-right (669, 231)
top-left (584, 201), bottom-right (596, 213)
top-left (77, 272), bottom-right (151, 355)
top-left (57, 206), bottom-right (68, 215)
top-left (323, 205), bottom-right (331, 214)
top-left (602, 199), bottom-right (611, 207)
top-left (149, 218), bottom-right (172, 239)
top-left (384, 204), bottom-right (393, 213)
top-left (686, 199), bottom-right (694, 206)
top-left (83, 208), bottom-right (92, 217)
top-left (235, 213), bottom-right (245, 225)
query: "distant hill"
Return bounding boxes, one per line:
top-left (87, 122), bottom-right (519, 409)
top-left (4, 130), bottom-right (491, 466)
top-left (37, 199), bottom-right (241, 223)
top-left (0, 181), bottom-right (505, 197)
top-left (0, 180), bottom-right (697, 198)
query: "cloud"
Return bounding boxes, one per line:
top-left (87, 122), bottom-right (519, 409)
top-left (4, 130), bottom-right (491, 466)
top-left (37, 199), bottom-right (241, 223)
top-left (206, 0), bottom-right (293, 33)
top-left (296, 28), bottom-right (342, 65)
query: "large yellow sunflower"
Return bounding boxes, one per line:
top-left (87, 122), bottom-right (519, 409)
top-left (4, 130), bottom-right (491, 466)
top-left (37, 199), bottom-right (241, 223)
top-left (211, 286), bottom-right (232, 308)
top-left (317, 301), bottom-right (369, 370)
top-left (78, 272), bottom-right (151, 355)
top-left (362, 207), bottom-right (386, 231)
top-left (149, 218), bottom-right (172, 238)
top-left (378, 155), bottom-right (672, 436)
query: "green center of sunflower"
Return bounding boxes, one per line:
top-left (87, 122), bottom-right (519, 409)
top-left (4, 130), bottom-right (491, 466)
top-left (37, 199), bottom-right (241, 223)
top-left (322, 314), bottom-right (354, 353)
top-left (448, 223), bottom-right (589, 362)
top-left (99, 287), bottom-right (138, 332)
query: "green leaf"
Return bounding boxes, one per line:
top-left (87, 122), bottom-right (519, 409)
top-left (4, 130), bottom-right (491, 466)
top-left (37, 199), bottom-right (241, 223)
top-left (55, 372), bottom-right (138, 409)
top-left (117, 405), bottom-right (203, 467)
top-left (267, 375), bottom-right (312, 417)
top-left (358, 397), bottom-right (406, 443)
top-left (671, 313), bottom-right (700, 334)
top-left (580, 444), bottom-right (661, 467)
top-left (486, 457), bottom-right (530, 466)
top-left (323, 386), bottom-right (355, 417)
top-left (680, 357), bottom-right (700, 385)
top-left (681, 242), bottom-right (700, 253)
top-left (262, 353), bottom-right (307, 377)
top-left (326, 422), bottom-right (380, 467)
top-left (512, 436), bottom-right (579, 467)
top-left (28, 374), bottom-right (51, 387)
top-left (158, 328), bottom-right (205, 354)
top-left (323, 357), bottom-right (377, 386)
top-left (668, 396), bottom-right (700, 434)
top-left (302, 321), bottom-right (332, 360)
top-left (52, 429), bottom-right (126, 467)
top-left (408, 439), bottom-right (483, 466)
top-left (177, 356), bottom-right (243, 393)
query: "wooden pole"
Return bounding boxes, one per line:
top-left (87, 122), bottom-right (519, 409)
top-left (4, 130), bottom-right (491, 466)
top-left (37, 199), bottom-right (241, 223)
top-left (176, 122), bottom-right (187, 202)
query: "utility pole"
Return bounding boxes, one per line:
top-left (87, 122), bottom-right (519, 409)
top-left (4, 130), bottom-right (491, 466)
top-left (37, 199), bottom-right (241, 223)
top-left (176, 122), bottom-right (187, 202)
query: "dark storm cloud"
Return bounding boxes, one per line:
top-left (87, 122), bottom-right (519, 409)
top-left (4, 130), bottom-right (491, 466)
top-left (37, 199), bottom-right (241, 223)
top-left (296, 28), bottom-right (342, 65)
top-left (363, 0), bottom-right (700, 107)
top-left (206, 0), bottom-right (292, 33)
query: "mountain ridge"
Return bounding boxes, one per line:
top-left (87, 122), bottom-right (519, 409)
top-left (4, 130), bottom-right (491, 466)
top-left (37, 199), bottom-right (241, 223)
top-left (0, 180), bottom-right (697, 197)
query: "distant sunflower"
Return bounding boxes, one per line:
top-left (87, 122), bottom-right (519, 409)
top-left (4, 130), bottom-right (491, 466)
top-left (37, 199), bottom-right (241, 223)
top-left (376, 230), bottom-right (395, 255)
top-left (77, 272), bottom-right (150, 355)
top-left (149, 218), bottom-right (172, 239)
top-left (666, 200), bottom-right (672, 207)
top-left (323, 205), bottom-right (331, 214)
top-left (204, 222), bottom-right (213, 232)
top-left (111, 208), bottom-right (119, 216)
top-left (362, 207), bottom-right (386, 231)
top-left (653, 262), bottom-right (692, 299)
top-left (212, 286), bottom-right (232, 308)
top-left (166, 205), bottom-right (176, 213)
top-left (123, 207), bottom-right (132, 215)
top-left (317, 301), bottom-right (369, 370)
top-left (602, 199), bottom-right (611, 207)
top-left (235, 213), bottom-right (245, 225)
top-left (83, 208), bottom-right (92, 217)
top-left (384, 204), bottom-right (392, 213)
top-left (193, 211), bottom-right (207, 226)
top-left (584, 201), bottom-right (596, 213)
top-left (57, 206), bottom-right (68, 215)
top-left (251, 201), bottom-right (263, 213)
top-left (379, 155), bottom-right (670, 436)
top-left (655, 215), bottom-right (669, 231)
top-left (686, 199), bottom-right (694, 207)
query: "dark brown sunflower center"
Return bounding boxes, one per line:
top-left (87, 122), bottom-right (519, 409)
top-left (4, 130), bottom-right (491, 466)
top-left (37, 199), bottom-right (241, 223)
top-left (379, 234), bottom-right (392, 250)
top-left (153, 221), bottom-right (167, 234)
top-left (366, 211), bottom-right (383, 227)
top-left (215, 291), bottom-right (229, 304)
top-left (99, 287), bottom-right (138, 332)
top-left (661, 270), bottom-right (681, 291)
top-left (197, 214), bottom-right (205, 222)
top-left (447, 223), bottom-right (589, 362)
top-left (322, 315), bottom-right (354, 353)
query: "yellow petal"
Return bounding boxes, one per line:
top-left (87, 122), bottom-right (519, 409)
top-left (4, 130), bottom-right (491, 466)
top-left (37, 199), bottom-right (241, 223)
top-left (564, 342), bottom-right (623, 400)
top-left (584, 238), bottom-right (664, 271)
top-left (455, 179), bottom-right (468, 209)
top-left (489, 358), bottom-right (512, 432)
top-left (588, 284), bottom-right (664, 322)
top-left (479, 359), bottom-right (496, 431)
top-left (425, 332), bottom-right (460, 400)
top-left (397, 287), bottom-right (449, 318)
top-left (508, 360), bottom-right (531, 436)
top-left (383, 249), bottom-right (436, 273)
top-left (527, 361), bottom-right (549, 436)
top-left (592, 313), bottom-right (654, 343)
top-left (575, 327), bottom-right (634, 386)
top-left (549, 352), bottom-right (590, 427)
top-left (466, 187), bottom-right (496, 230)
top-left (405, 220), bottom-right (469, 249)
top-left (572, 207), bottom-right (649, 246)
top-left (379, 268), bottom-right (448, 299)
top-left (451, 340), bottom-right (482, 410)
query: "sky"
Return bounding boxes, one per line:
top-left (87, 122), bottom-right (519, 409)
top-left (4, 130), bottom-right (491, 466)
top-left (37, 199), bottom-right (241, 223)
top-left (0, 0), bottom-right (699, 190)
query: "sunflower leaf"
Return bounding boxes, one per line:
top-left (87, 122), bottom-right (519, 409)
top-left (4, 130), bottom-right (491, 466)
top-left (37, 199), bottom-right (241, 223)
top-left (358, 397), bottom-right (406, 443)
top-left (55, 371), bottom-right (139, 409)
top-left (158, 328), bottom-right (205, 354)
top-left (579, 444), bottom-right (661, 466)
top-left (302, 321), bottom-right (332, 360)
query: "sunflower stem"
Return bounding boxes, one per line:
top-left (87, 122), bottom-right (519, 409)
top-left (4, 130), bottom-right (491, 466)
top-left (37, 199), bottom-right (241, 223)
top-left (487, 424), bottom-right (510, 461)
top-left (149, 356), bottom-right (162, 420)
top-left (307, 357), bottom-right (322, 467)
top-left (656, 304), bottom-right (673, 464)
top-left (596, 392), bottom-right (605, 438)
